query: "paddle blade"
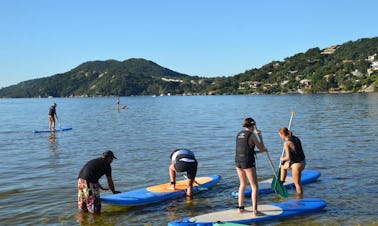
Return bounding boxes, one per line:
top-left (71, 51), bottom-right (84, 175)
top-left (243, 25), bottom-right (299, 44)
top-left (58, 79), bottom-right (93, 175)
top-left (271, 168), bottom-right (288, 197)
top-left (271, 168), bottom-right (281, 188)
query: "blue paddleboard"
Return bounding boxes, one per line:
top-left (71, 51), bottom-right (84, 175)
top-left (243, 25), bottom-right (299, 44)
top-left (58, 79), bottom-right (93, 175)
top-left (101, 175), bottom-right (221, 206)
top-left (214, 223), bottom-right (248, 226)
top-left (231, 169), bottom-right (320, 197)
top-left (33, 127), bottom-right (72, 133)
top-left (168, 197), bottom-right (326, 225)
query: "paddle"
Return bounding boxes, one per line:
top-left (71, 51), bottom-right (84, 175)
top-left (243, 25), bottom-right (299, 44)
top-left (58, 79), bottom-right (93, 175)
top-left (254, 126), bottom-right (288, 197)
top-left (271, 112), bottom-right (295, 193)
top-left (265, 150), bottom-right (288, 197)
top-left (56, 117), bottom-right (62, 130)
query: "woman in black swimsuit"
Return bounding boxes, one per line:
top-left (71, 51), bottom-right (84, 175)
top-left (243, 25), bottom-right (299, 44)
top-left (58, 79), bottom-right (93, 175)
top-left (235, 118), bottom-right (267, 216)
top-left (48, 103), bottom-right (58, 131)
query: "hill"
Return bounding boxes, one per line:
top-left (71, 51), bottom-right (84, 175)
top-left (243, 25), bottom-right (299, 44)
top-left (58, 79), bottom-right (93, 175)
top-left (0, 58), bottom-right (198, 97)
top-left (0, 37), bottom-right (377, 97)
top-left (233, 37), bottom-right (378, 94)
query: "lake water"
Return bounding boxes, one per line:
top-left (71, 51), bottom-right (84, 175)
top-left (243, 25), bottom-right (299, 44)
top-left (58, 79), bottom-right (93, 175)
top-left (0, 94), bottom-right (377, 226)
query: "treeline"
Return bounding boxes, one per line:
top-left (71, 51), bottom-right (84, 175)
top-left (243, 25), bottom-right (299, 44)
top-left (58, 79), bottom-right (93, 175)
top-left (0, 37), bottom-right (377, 98)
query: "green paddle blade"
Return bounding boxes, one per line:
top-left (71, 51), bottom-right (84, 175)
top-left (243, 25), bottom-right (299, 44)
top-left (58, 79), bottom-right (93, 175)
top-left (271, 168), bottom-right (288, 197)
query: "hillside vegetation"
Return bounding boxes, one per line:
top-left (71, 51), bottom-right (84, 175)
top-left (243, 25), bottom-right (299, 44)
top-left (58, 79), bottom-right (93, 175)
top-left (1, 37), bottom-right (377, 98)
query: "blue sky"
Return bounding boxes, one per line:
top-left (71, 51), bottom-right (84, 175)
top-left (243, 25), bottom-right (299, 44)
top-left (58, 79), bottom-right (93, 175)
top-left (0, 0), bottom-right (377, 88)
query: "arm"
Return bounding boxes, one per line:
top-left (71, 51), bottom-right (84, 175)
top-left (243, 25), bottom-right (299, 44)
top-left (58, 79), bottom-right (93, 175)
top-left (280, 142), bottom-right (291, 162)
top-left (55, 111), bottom-right (58, 120)
top-left (254, 128), bottom-right (265, 146)
top-left (251, 132), bottom-right (267, 154)
top-left (106, 176), bottom-right (121, 194)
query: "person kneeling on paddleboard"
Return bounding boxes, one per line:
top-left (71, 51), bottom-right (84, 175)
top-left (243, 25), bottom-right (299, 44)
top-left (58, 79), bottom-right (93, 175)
top-left (279, 127), bottom-right (306, 197)
top-left (78, 150), bottom-right (121, 213)
top-left (169, 149), bottom-right (198, 199)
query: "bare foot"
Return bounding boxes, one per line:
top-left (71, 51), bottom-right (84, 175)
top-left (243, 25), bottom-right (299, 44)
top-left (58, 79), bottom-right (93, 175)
top-left (168, 184), bottom-right (175, 190)
top-left (253, 210), bottom-right (264, 216)
top-left (237, 206), bottom-right (244, 213)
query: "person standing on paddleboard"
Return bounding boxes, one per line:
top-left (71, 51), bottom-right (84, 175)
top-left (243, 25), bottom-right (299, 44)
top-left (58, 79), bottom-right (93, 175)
top-left (116, 96), bottom-right (127, 111)
top-left (48, 103), bottom-right (58, 131)
top-left (278, 127), bottom-right (306, 196)
top-left (235, 118), bottom-right (267, 216)
top-left (77, 150), bottom-right (121, 214)
top-left (169, 149), bottom-right (198, 199)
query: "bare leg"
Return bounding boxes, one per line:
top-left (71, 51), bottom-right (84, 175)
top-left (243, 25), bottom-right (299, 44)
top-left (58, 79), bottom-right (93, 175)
top-left (236, 167), bottom-right (246, 213)
top-left (280, 163), bottom-right (289, 182)
top-left (245, 168), bottom-right (261, 216)
top-left (48, 115), bottom-right (55, 131)
top-left (291, 162), bottom-right (305, 195)
top-left (186, 178), bottom-right (194, 199)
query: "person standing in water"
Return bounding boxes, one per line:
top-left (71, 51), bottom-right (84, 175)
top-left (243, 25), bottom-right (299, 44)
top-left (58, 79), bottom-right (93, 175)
top-left (278, 127), bottom-right (306, 197)
top-left (48, 103), bottom-right (58, 131)
top-left (169, 149), bottom-right (198, 199)
top-left (235, 117), bottom-right (267, 216)
top-left (78, 150), bottom-right (121, 214)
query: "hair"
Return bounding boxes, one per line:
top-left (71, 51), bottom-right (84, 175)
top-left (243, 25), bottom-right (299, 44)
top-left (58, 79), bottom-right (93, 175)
top-left (242, 118), bottom-right (255, 128)
top-left (279, 127), bottom-right (292, 137)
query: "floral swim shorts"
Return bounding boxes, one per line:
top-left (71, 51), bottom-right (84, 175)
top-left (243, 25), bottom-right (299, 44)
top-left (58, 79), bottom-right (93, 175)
top-left (78, 178), bottom-right (101, 213)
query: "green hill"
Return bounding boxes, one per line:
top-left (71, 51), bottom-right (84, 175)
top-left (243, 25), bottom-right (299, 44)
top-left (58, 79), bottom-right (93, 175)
top-left (0, 37), bottom-right (377, 98)
top-left (0, 58), bottom-right (197, 97)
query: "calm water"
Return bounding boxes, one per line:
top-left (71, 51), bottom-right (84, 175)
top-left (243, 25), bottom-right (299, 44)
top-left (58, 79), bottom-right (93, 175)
top-left (0, 94), bottom-right (377, 226)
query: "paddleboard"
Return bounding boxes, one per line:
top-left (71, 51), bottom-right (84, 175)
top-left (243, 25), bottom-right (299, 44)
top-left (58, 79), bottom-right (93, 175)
top-left (214, 223), bottom-right (248, 226)
top-left (101, 175), bottom-right (221, 206)
top-left (33, 127), bottom-right (72, 133)
top-left (168, 197), bottom-right (326, 225)
top-left (231, 169), bottom-right (320, 197)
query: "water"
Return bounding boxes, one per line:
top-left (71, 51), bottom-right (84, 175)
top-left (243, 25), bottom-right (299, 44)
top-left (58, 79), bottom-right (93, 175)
top-left (0, 94), bottom-right (377, 225)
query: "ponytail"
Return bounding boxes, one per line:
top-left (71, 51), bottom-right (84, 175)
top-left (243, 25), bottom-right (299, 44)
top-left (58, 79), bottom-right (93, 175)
top-left (279, 127), bottom-right (292, 137)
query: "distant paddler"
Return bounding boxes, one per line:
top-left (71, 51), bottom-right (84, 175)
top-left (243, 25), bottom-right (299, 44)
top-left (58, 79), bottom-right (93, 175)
top-left (48, 103), bottom-right (58, 131)
top-left (117, 97), bottom-right (127, 111)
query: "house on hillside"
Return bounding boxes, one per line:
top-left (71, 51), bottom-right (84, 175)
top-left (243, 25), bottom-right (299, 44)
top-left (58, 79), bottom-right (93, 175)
top-left (321, 45), bottom-right (339, 54)
top-left (300, 79), bottom-right (312, 89)
top-left (372, 61), bottom-right (378, 70)
top-left (238, 81), bottom-right (261, 90)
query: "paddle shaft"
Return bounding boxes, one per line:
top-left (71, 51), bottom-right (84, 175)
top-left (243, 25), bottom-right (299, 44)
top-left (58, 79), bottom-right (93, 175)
top-left (56, 117), bottom-right (61, 129)
top-left (278, 112), bottom-right (295, 168)
top-left (254, 127), bottom-right (279, 179)
top-left (255, 126), bottom-right (288, 197)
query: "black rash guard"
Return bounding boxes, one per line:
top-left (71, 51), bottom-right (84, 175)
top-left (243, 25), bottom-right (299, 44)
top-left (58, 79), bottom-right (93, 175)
top-left (48, 106), bottom-right (56, 116)
top-left (287, 135), bottom-right (306, 163)
top-left (78, 158), bottom-right (112, 183)
top-left (235, 130), bottom-right (255, 168)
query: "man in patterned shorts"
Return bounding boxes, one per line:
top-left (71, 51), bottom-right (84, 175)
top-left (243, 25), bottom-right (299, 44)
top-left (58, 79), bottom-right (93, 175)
top-left (78, 150), bottom-right (121, 213)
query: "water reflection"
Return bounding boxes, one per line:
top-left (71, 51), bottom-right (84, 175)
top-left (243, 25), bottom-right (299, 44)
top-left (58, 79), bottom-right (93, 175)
top-left (48, 133), bottom-right (58, 152)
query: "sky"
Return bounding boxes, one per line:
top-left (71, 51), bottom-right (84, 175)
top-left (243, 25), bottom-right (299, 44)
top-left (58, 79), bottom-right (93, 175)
top-left (0, 0), bottom-right (377, 88)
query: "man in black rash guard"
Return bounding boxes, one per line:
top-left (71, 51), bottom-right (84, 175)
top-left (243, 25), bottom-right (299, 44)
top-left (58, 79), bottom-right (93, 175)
top-left (78, 150), bottom-right (121, 213)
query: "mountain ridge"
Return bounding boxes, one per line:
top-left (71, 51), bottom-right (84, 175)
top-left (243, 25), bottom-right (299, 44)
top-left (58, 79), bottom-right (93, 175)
top-left (1, 37), bottom-right (377, 97)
